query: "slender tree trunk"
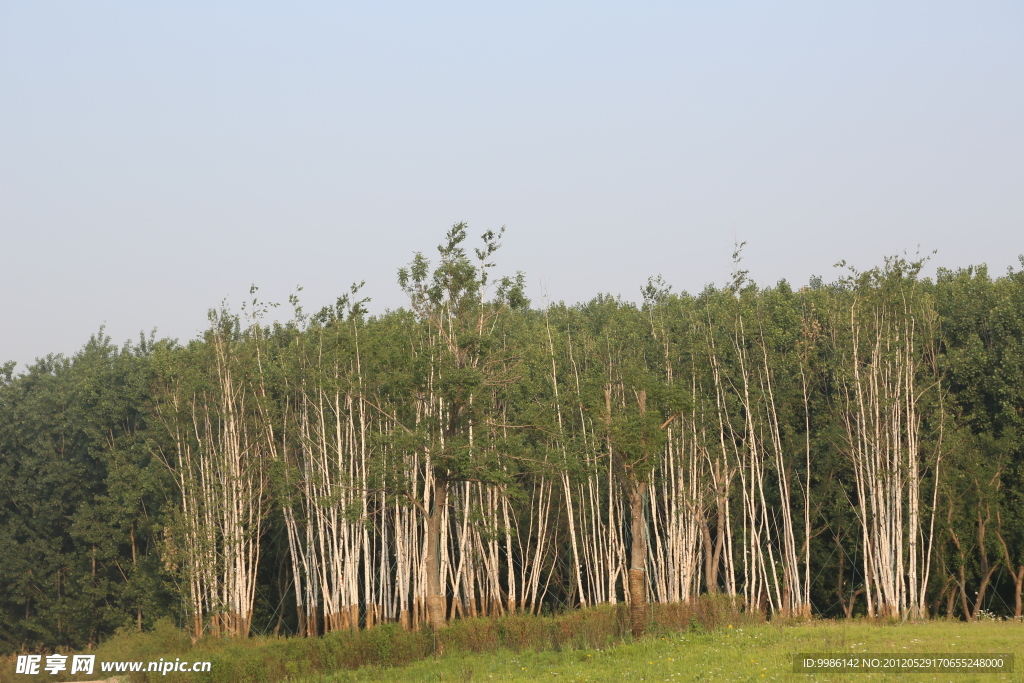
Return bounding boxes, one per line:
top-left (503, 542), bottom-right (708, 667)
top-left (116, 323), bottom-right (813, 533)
top-left (971, 506), bottom-right (998, 620)
top-left (995, 513), bottom-right (1024, 619)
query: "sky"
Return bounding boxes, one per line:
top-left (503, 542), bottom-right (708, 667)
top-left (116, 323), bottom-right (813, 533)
top-left (2, 1), bottom-right (1022, 369)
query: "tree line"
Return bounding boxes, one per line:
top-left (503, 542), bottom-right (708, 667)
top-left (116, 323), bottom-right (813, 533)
top-left (3, 225), bottom-right (1024, 653)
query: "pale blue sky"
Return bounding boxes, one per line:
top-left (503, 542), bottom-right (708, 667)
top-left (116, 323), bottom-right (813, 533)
top-left (2, 1), bottom-right (1022, 367)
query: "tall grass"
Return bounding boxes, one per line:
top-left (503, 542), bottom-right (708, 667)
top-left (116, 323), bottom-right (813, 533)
top-left (0, 596), bottom-right (758, 683)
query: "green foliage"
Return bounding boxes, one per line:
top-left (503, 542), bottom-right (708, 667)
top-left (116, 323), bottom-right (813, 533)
top-left (3, 232), bottom-right (1024, 656)
top-left (0, 334), bottom-right (173, 653)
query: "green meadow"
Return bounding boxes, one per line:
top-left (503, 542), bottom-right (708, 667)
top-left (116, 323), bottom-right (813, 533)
top-left (4, 606), bottom-right (1021, 683)
top-left (318, 620), bottom-right (1023, 683)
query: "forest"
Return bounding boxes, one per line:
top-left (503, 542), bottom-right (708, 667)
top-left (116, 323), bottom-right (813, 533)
top-left (3, 224), bottom-right (1024, 655)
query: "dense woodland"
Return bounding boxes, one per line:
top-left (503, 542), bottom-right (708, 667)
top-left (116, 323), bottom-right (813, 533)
top-left (3, 225), bottom-right (1024, 654)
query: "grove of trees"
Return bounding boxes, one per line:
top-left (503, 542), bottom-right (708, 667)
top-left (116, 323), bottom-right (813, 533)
top-left (3, 225), bottom-right (1024, 653)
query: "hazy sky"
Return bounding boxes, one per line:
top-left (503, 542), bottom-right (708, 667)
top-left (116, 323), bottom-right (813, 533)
top-left (2, 1), bottom-right (1022, 368)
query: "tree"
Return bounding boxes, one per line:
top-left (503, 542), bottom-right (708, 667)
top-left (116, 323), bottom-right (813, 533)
top-left (394, 223), bottom-right (527, 630)
top-left (827, 257), bottom-right (944, 618)
top-left (152, 312), bottom-right (267, 639)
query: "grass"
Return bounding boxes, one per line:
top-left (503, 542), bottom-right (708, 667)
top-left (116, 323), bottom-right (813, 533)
top-left (2, 605), bottom-right (1021, 683)
top-left (315, 620), bottom-right (1024, 682)
top-left (0, 598), bottom-right (754, 683)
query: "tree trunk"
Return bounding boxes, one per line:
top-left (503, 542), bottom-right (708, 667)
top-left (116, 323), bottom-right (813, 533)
top-left (1014, 569), bottom-right (1024, 620)
top-left (628, 480), bottom-right (648, 638)
top-left (702, 522), bottom-right (718, 594)
top-left (971, 508), bottom-right (998, 620)
top-left (425, 475), bottom-right (448, 631)
top-left (994, 514), bottom-right (1024, 619)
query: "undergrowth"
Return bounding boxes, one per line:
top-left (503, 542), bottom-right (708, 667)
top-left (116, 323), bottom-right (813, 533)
top-left (0, 595), bottom-right (757, 683)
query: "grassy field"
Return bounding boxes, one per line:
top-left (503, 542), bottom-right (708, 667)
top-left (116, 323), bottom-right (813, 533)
top-left (317, 620), bottom-right (1023, 683)
top-left (3, 609), bottom-right (1021, 683)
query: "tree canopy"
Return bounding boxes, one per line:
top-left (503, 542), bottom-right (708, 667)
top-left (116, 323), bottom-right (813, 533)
top-left (3, 230), bottom-right (1024, 653)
